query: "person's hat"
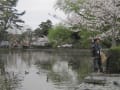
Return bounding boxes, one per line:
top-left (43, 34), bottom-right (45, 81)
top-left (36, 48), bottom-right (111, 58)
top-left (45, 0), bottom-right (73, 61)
top-left (94, 37), bottom-right (101, 42)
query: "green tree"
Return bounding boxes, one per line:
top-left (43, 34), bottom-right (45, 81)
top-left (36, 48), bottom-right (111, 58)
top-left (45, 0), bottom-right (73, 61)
top-left (0, 0), bottom-right (25, 41)
top-left (19, 28), bottom-right (33, 44)
top-left (48, 24), bottom-right (72, 47)
top-left (79, 29), bottom-right (100, 48)
top-left (34, 20), bottom-right (52, 37)
top-left (34, 28), bottom-right (42, 37)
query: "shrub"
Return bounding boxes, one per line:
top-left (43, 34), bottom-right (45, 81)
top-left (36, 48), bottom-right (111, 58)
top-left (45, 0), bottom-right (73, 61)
top-left (101, 38), bottom-right (112, 48)
top-left (78, 29), bottom-right (100, 49)
top-left (106, 46), bottom-right (120, 73)
top-left (48, 25), bottom-right (73, 47)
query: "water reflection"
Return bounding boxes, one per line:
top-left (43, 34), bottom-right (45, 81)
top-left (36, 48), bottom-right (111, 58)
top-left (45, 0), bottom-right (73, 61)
top-left (0, 54), bottom-right (23, 90)
top-left (0, 50), bottom-right (92, 90)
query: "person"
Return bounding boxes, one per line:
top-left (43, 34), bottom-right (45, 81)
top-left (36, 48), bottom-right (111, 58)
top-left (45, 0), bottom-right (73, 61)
top-left (91, 38), bottom-right (103, 73)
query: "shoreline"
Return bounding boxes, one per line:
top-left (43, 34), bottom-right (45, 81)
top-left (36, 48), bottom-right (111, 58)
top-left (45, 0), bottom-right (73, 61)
top-left (78, 73), bottom-right (120, 90)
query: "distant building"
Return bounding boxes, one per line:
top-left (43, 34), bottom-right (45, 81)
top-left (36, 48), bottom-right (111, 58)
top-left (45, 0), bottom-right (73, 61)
top-left (57, 44), bottom-right (72, 48)
top-left (0, 41), bottom-right (10, 48)
top-left (31, 36), bottom-right (49, 46)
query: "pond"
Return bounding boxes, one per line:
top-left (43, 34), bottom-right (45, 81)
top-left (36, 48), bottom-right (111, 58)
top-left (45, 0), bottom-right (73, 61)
top-left (0, 49), bottom-right (92, 90)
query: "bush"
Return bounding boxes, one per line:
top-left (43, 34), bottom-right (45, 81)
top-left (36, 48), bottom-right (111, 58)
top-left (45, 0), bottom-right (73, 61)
top-left (48, 25), bottom-right (73, 47)
top-left (106, 46), bottom-right (120, 73)
top-left (78, 29), bottom-right (100, 49)
top-left (101, 38), bottom-right (112, 48)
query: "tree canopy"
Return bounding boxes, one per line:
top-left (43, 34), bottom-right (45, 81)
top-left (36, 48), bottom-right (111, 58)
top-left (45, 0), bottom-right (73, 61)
top-left (34, 20), bottom-right (52, 37)
top-left (0, 0), bottom-right (25, 31)
top-left (55, 0), bottom-right (120, 47)
top-left (0, 0), bottom-right (25, 42)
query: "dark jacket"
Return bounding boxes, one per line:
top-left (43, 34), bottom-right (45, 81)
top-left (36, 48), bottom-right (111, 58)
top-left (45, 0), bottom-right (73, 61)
top-left (92, 43), bottom-right (101, 57)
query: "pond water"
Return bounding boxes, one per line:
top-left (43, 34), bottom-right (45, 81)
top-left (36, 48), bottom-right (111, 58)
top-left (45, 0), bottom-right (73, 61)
top-left (0, 49), bottom-right (92, 90)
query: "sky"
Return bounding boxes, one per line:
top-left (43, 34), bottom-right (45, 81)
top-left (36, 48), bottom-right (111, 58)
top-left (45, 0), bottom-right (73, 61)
top-left (16, 0), bottom-right (66, 30)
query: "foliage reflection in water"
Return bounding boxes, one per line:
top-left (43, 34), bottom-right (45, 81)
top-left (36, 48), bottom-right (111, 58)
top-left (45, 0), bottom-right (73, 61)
top-left (0, 50), bottom-right (92, 90)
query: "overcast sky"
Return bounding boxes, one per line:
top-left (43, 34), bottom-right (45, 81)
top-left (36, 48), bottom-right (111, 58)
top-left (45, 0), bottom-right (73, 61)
top-left (16, 0), bottom-right (65, 29)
